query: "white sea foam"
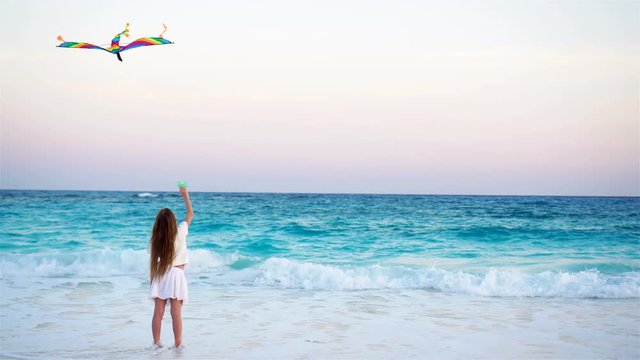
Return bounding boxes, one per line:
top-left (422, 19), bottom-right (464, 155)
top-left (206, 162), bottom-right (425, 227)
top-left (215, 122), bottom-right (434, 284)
top-left (255, 258), bottom-right (640, 298)
top-left (136, 192), bottom-right (158, 197)
top-left (2, 251), bottom-right (638, 298)
top-left (0, 249), bottom-right (237, 278)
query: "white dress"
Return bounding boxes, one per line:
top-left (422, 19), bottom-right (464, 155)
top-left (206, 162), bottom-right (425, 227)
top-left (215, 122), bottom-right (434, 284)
top-left (149, 221), bottom-right (189, 303)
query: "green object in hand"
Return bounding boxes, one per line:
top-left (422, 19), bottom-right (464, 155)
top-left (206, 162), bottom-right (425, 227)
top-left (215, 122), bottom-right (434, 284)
top-left (177, 181), bottom-right (188, 188)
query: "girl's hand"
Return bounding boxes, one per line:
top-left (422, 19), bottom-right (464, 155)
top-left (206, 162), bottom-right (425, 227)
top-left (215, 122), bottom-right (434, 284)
top-left (179, 186), bottom-right (189, 198)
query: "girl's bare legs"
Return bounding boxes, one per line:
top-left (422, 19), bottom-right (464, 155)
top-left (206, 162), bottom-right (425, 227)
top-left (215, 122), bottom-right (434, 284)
top-left (152, 298), bottom-right (167, 345)
top-left (170, 299), bottom-right (183, 347)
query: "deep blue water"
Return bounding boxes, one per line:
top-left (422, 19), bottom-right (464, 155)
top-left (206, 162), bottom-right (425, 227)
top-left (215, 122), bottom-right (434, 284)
top-left (1, 190), bottom-right (639, 297)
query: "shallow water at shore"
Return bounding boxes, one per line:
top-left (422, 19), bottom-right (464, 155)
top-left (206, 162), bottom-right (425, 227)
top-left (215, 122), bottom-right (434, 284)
top-left (2, 282), bottom-right (638, 359)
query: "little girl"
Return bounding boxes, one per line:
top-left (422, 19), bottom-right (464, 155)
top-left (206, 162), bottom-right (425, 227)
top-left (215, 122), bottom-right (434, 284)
top-left (149, 185), bottom-right (193, 349)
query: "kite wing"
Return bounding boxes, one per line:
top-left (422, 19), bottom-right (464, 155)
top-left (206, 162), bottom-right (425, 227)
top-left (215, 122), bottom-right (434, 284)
top-left (119, 37), bottom-right (173, 53)
top-left (57, 41), bottom-right (111, 52)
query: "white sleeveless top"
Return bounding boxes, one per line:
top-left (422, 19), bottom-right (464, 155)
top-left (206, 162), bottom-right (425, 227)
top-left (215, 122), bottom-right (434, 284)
top-left (173, 221), bottom-right (190, 266)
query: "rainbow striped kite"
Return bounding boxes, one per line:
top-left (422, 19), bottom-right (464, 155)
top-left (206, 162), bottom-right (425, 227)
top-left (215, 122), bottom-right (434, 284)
top-left (57, 23), bottom-right (173, 62)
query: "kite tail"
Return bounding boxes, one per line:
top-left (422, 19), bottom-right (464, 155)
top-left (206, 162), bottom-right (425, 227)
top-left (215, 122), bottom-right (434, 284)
top-left (120, 22), bottom-right (131, 38)
top-left (159, 24), bottom-right (168, 38)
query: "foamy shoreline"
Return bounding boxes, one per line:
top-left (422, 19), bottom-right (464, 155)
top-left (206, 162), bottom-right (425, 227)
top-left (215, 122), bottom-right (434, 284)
top-left (2, 283), bottom-right (638, 359)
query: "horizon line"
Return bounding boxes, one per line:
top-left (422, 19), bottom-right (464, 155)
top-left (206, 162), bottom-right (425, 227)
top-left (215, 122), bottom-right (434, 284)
top-left (1, 188), bottom-right (638, 198)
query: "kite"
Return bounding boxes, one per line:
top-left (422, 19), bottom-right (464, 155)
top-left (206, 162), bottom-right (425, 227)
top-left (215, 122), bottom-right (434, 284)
top-left (57, 23), bottom-right (173, 62)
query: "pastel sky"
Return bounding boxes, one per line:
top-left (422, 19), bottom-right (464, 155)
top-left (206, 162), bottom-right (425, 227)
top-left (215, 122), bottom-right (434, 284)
top-left (1, 0), bottom-right (638, 195)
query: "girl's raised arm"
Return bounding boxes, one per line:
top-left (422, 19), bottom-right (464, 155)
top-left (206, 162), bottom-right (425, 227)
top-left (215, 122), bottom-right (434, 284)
top-left (179, 186), bottom-right (194, 226)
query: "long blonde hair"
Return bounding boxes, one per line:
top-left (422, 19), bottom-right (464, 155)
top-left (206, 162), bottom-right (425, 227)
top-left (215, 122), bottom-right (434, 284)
top-left (149, 208), bottom-right (178, 282)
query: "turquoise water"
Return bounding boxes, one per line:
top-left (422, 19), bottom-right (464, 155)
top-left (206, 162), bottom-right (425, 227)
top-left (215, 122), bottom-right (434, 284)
top-left (1, 190), bottom-right (639, 297)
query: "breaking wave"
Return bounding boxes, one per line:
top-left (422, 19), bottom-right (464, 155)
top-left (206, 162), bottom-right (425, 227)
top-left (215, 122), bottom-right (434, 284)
top-left (2, 251), bottom-right (638, 298)
top-left (255, 258), bottom-right (640, 298)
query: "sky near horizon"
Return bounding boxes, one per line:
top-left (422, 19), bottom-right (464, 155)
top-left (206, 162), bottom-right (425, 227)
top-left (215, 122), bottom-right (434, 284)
top-left (0, 0), bottom-right (638, 195)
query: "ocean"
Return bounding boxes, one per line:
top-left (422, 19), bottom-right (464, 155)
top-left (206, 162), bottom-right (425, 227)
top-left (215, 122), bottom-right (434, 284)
top-left (1, 190), bottom-right (639, 359)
